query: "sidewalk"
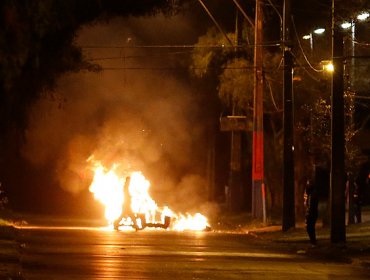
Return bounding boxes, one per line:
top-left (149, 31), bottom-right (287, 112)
top-left (246, 212), bottom-right (370, 268)
top-left (252, 222), bottom-right (370, 267)
top-left (210, 206), bottom-right (370, 268)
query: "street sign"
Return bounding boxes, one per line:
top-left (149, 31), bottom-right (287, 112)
top-left (220, 116), bottom-right (252, 131)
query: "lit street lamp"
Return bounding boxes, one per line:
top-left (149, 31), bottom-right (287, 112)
top-left (321, 60), bottom-right (334, 73)
top-left (357, 11), bottom-right (369, 21)
top-left (299, 7), bottom-right (368, 244)
top-left (302, 28), bottom-right (326, 52)
top-left (313, 28), bottom-right (325, 34)
top-left (340, 11), bottom-right (369, 90)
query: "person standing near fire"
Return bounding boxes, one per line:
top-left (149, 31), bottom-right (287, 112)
top-left (114, 176), bottom-right (138, 230)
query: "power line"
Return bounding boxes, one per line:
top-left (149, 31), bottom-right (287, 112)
top-left (291, 16), bottom-right (323, 73)
top-left (353, 40), bottom-right (370, 47)
top-left (100, 65), bottom-right (281, 71)
top-left (231, 0), bottom-right (255, 28)
top-left (81, 43), bottom-right (282, 49)
top-left (87, 50), bottom-right (193, 61)
top-left (196, 0), bottom-right (234, 46)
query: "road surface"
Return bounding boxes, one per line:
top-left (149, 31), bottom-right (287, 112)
top-left (4, 223), bottom-right (369, 279)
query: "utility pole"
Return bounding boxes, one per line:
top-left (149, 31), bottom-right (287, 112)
top-left (330, 0), bottom-right (346, 244)
top-left (252, 0), bottom-right (266, 222)
top-left (282, 0), bottom-right (295, 231)
top-left (228, 9), bottom-right (244, 212)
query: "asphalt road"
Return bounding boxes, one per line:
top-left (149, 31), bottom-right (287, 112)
top-left (7, 223), bottom-right (368, 280)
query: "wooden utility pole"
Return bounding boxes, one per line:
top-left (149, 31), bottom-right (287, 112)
top-left (252, 0), bottom-right (266, 222)
top-left (228, 10), bottom-right (243, 212)
top-left (220, 116), bottom-right (253, 211)
top-left (282, 0), bottom-right (295, 231)
top-left (330, 0), bottom-right (346, 244)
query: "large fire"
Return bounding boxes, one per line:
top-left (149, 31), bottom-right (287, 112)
top-left (89, 162), bottom-right (210, 231)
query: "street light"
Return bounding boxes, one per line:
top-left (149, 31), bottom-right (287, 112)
top-left (313, 28), bottom-right (325, 35)
top-left (340, 11), bottom-right (368, 90)
top-left (302, 27), bottom-right (326, 52)
top-left (321, 60), bottom-right (334, 73)
top-left (357, 12), bottom-right (369, 21)
top-left (330, 10), bottom-right (369, 241)
top-left (341, 22), bottom-right (352, 29)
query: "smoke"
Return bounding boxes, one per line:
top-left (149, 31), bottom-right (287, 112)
top-left (22, 14), bottom-right (214, 213)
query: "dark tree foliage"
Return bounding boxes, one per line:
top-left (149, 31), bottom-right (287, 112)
top-left (0, 0), bottom-right (178, 132)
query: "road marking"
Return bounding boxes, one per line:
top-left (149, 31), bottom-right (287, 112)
top-left (120, 249), bottom-right (299, 259)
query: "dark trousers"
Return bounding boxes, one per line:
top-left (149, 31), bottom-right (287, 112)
top-left (354, 202), bottom-right (362, 223)
top-left (306, 210), bottom-right (318, 244)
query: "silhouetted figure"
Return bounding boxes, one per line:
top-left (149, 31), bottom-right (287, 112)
top-left (346, 172), bottom-right (356, 224)
top-left (353, 182), bottom-right (362, 223)
top-left (114, 176), bottom-right (138, 230)
top-left (353, 160), bottom-right (370, 223)
top-left (304, 174), bottom-right (319, 245)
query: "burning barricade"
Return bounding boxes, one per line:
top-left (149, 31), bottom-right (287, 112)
top-left (89, 162), bottom-right (210, 231)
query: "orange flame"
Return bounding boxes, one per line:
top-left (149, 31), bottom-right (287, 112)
top-left (89, 161), bottom-right (209, 231)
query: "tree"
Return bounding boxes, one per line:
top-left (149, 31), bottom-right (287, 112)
top-left (0, 0), bottom-right (181, 213)
top-left (190, 22), bottom-right (285, 215)
top-left (0, 0), bottom-right (179, 133)
top-left (190, 0), bottom-right (369, 219)
top-left (218, 58), bottom-right (254, 111)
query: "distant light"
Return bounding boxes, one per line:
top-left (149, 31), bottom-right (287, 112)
top-left (322, 61), bottom-right (334, 73)
top-left (341, 22), bottom-right (352, 29)
top-left (302, 34), bottom-right (311, 40)
top-left (293, 75), bottom-right (302, 81)
top-left (324, 63), bottom-right (334, 72)
top-left (357, 12), bottom-right (369, 21)
top-left (313, 28), bottom-right (325, 35)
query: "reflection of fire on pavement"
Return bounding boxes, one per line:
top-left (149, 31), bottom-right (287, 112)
top-left (89, 161), bottom-right (210, 231)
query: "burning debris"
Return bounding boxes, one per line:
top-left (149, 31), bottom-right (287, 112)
top-left (89, 161), bottom-right (210, 231)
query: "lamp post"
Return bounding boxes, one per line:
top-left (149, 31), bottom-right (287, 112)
top-left (282, 0), bottom-right (295, 231)
top-left (302, 28), bottom-right (326, 55)
top-left (340, 12), bottom-right (369, 90)
top-left (330, 0), bottom-right (346, 244)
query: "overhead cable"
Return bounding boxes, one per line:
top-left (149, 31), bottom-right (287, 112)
top-left (291, 16), bottom-right (323, 73)
top-left (196, 0), bottom-right (234, 46)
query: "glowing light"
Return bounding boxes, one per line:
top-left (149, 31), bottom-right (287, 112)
top-left (302, 34), bottom-right (311, 40)
top-left (357, 12), bottom-right (369, 21)
top-left (89, 164), bottom-right (124, 223)
top-left (321, 60), bottom-right (334, 73)
top-left (89, 160), bottom-right (209, 231)
top-left (172, 213), bottom-right (209, 231)
top-left (325, 63), bottom-right (334, 73)
top-left (313, 28), bottom-right (325, 35)
top-left (341, 22), bottom-right (352, 29)
top-left (129, 171), bottom-right (158, 219)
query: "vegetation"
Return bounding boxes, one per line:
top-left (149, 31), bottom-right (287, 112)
top-left (0, 0), bottom-right (180, 133)
top-left (0, 0), bottom-right (368, 219)
top-left (190, 0), bottom-right (369, 220)
top-left (0, 0), bottom-right (181, 214)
